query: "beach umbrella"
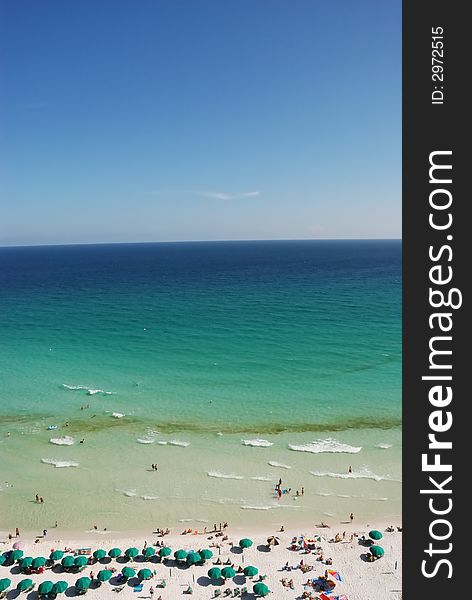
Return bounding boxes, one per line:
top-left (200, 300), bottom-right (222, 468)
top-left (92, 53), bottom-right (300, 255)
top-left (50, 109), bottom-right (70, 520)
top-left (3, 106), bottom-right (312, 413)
top-left (74, 555), bottom-right (88, 567)
top-left (17, 578), bottom-right (33, 592)
top-left (125, 547), bottom-right (139, 559)
top-left (144, 547), bottom-right (156, 558)
top-left (157, 547), bottom-right (170, 558)
top-left (138, 568), bottom-right (153, 580)
top-left (19, 557), bottom-right (33, 569)
top-left (186, 552), bottom-right (201, 566)
top-left (199, 549), bottom-right (213, 561)
top-left (266, 536), bottom-right (279, 547)
top-left (38, 580), bottom-right (54, 595)
top-left (369, 530), bottom-right (383, 541)
top-left (253, 582), bottom-right (270, 596)
top-left (32, 556), bottom-right (47, 569)
top-left (0, 555), bottom-right (6, 566)
top-left (174, 549), bottom-right (188, 561)
top-left (108, 548), bottom-right (121, 558)
top-left (50, 550), bottom-right (64, 561)
top-left (51, 581), bottom-right (68, 595)
top-left (75, 577), bottom-right (91, 591)
top-left (97, 569), bottom-right (113, 582)
top-left (239, 538), bottom-right (253, 549)
top-left (221, 566), bottom-right (236, 579)
top-left (0, 579), bottom-right (11, 593)
top-left (244, 566), bottom-right (258, 577)
top-left (93, 549), bottom-right (107, 560)
top-left (13, 541), bottom-right (24, 550)
top-left (121, 566), bottom-right (136, 579)
top-left (370, 545), bottom-right (385, 558)
top-left (207, 567), bottom-right (222, 580)
top-left (11, 549), bottom-right (24, 561)
top-left (61, 555), bottom-right (75, 568)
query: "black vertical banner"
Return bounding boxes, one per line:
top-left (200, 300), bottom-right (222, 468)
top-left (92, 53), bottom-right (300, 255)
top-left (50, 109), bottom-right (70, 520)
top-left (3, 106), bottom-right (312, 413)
top-left (403, 1), bottom-right (467, 598)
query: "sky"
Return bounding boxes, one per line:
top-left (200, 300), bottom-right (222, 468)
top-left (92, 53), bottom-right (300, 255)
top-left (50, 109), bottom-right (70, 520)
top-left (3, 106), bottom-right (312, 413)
top-left (0, 0), bottom-right (401, 246)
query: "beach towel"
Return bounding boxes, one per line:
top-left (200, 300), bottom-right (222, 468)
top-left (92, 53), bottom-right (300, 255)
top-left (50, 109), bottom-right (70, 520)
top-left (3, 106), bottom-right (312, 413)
top-left (319, 594), bottom-right (331, 600)
top-left (328, 570), bottom-right (343, 582)
top-left (133, 585), bottom-right (143, 592)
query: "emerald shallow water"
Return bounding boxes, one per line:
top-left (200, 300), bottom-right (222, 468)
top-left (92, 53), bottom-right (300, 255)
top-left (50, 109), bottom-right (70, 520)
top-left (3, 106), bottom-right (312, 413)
top-left (0, 240), bottom-right (401, 531)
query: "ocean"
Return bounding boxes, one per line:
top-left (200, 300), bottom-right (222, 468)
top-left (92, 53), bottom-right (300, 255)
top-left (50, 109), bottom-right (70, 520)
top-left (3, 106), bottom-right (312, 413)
top-left (0, 240), bottom-right (401, 532)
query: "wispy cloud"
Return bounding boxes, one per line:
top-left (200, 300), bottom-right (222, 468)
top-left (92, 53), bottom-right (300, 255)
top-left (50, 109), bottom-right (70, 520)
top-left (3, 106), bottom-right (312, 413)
top-left (197, 191), bottom-right (260, 201)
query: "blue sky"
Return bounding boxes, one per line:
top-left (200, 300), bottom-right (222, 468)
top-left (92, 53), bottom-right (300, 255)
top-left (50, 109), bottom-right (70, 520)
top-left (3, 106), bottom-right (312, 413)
top-left (0, 0), bottom-right (401, 245)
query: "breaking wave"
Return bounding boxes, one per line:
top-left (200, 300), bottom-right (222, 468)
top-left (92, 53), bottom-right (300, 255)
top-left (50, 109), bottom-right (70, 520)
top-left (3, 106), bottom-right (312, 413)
top-left (242, 439), bottom-right (273, 447)
top-left (288, 438), bottom-right (361, 454)
top-left (207, 471), bottom-right (245, 480)
top-left (41, 458), bottom-right (79, 468)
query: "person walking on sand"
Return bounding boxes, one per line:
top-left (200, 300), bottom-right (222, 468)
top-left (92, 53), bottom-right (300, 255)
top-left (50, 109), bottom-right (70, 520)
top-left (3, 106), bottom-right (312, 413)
top-left (350, 512), bottom-right (354, 522)
top-left (15, 528), bottom-right (20, 537)
top-left (301, 487), bottom-right (304, 496)
top-left (149, 585), bottom-right (154, 598)
top-left (348, 466), bottom-right (352, 473)
top-left (35, 493), bottom-right (39, 503)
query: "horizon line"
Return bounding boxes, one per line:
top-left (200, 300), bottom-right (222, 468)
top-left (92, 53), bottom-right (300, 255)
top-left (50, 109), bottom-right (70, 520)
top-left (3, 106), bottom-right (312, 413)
top-left (0, 237), bottom-right (402, 249)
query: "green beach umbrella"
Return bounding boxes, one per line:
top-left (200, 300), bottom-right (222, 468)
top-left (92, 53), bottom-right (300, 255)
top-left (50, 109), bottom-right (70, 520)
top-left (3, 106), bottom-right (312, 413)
top-left (370, 545), bottom-right (385, 558)
top-left (207, 567), bottom-right (222, 580)
top-left (97, 569), bottom-right (113, 582)
top-left (244, 566), bottom-right (258, 577)
top-left (369, 530), bottom-right (383, 541)
top-left (174, 549), bottom-right (188, 561)
top-left (93, 549), bottom-right (107, 560)
top-left (186, 552), bottom-right (201, 566)
top-left (17, 579), bottom-right (33, 592)
top-left (125, 547), bottom-right (139, 559)
top-left (19, 557), bottom-right (33, 569)
top-left (38, 580), bottom-right (54, 595)
top-left (75, 577), bottom-right (91, 591)
top-left (221, 566), bottom-right (236, 579)
top-left (199, 549), bottom-right (213, 561)
top-left (50, 550), bottom-right (64, 561)
top-left (32, 556), bottom-right (47, 569)
top-left (138, 568), bottom-right (153, 580)
top-left (239, 538), bottom-right (253, 549)
top-left (253, 582), bottom-right (270, 596)
top-left (0, 555), bottom-right (7, 566)
top-left (74, 555), bottom-right (88, 567)
top-left (0, 579), bottom-right (11, 593)
top-left (11, 549), bottom-right (24, 561)
top-left (52, 581), bottom-right (68, 595)
top-left (144, 546), bottom-right (156, 558)
top-left (157, 547), bottom-right (170, 558)
top-left (61, 555), bottom-right (75, 568)
top-left (121, 566), bottom-right (136, 579)
top-left (108, 548), bottom-right (121, 558)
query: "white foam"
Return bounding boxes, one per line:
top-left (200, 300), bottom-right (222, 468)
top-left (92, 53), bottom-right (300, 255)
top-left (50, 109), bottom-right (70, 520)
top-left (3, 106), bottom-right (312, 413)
top-left (157, 441), bottom-right (168, 445)
top-left (288, 438), bottom-right (362, 454)
top-left (120, 489), bottom-right (137, 497)
top-left (168, 440), bottom-right (190, 447)
top-left (268, 461), bottom-right (292, 469)
top-left (368, 497), bottom-right (388, 501)
top-left (112, 412), bottom-right (124, 418)
top-left (62, 384), bottom-right (114, 396)
top-left (240, 505), bottom-right (273, 511)
top-left (41, 458), bottom-right (79, 468)
top-left (49, 436), bottom-right (75, 446)
top-left (242, 439), bottom-right (273, 448)
top-left (310, 467), bottom-right (401, 482)
top-left (141, 495), bottom-right (159, 500)
top-left (250, 476), bottom-right (273, 482)
top-left (137, 438), bottom-right (155, 444)
top-left (376, 443), bottom-right (393, 449)
top-left (207, 471), bottom-right (245, 480)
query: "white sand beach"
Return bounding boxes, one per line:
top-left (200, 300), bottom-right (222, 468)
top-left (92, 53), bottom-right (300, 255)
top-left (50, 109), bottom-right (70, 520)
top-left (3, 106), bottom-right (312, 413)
top-left (0, 522), bottom-right (401, 600)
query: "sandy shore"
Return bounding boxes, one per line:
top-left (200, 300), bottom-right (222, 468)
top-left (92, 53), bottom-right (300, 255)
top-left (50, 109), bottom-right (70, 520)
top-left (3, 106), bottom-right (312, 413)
top-left (0, 522), bottom-right (402, 600)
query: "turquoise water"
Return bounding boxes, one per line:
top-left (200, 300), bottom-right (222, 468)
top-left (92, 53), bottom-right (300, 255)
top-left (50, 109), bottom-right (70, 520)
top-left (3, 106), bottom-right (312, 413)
top-left (0, 240), bottom-right (401, 531)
